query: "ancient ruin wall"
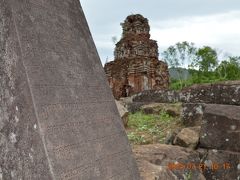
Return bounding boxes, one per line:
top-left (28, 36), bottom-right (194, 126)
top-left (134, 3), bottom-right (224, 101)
top-left (104, 14), bottom-right (169, 99)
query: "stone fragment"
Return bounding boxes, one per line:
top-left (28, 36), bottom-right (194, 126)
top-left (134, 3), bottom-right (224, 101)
top-left (115, 100), bottom-right (129, 127)
top-left (127, 102), bottom-right (148, 113)
top-left (141, 103), bottom-right (181, 117)
top-left (199, 104), bottom-right (240, 152)
top-left (165, 129), bottom-right (181, 145)
top-left (173, 126), bottom-right (201, 149)
top-left (133, 144), bottom-right (205, 180)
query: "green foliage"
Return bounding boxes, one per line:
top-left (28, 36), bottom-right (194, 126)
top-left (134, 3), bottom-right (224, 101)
top-left (128, 111), bottom-right (173, 130)
top-left (127, 111), bottom-right (179, 144)
top-left (194, 46), bottom-right (218, 72)
top-left (163, 41), bottom-right (240, 90)
top-left (127, 132), bottom-right (147, 144)
top-left (184, 171), bottom-right (193, 180)
top-left (162, 41), bottom-right (197, 89)
top-left (162, 41), bottom-right (197, 68)
top-left (170, 78), bottom-right (193, 90)
top-left (216, 56), bottom-right (240, 80)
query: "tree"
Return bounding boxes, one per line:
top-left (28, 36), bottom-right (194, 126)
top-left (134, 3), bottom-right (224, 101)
top-left (162, 41), bottom-right (197, 68)
top-left (194, 46), bottom-right (218, 73)
top-left (162, 41), bottom-right (197, 88)
top-left (163, 42), bottom-right (240, 90)
top-left (216, 56), bottom-right (240, 80)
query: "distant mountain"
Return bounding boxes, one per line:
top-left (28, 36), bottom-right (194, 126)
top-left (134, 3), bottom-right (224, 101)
top-left (169, 67), bottom-right (190, 80)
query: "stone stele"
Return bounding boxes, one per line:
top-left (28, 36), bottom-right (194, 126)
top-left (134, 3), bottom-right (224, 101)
top-left (0, 0), bottom-right (140, 179)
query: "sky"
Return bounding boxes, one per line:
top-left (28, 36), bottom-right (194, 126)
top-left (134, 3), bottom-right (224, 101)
top-left (80, 0), bottom-right (240, 65)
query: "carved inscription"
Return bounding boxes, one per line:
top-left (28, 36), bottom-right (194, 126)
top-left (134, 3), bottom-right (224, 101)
top-left (44, 116), bottom-right (118, 135)
top-left (60, 150), bottom-right (131, 180)
top-left (51, 131), bottom-right (126, 159)
top-left (5, 0), bottom-right (139, 179)
top-left (60, 164), bottom-right (92, 180)
top-left (53, 142), bottom-right (89, 160)
top-left (38, 102), bottom-right (116, 123)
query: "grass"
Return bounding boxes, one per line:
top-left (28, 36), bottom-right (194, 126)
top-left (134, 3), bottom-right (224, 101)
top-left (126, 110), bottom-right (182, 145)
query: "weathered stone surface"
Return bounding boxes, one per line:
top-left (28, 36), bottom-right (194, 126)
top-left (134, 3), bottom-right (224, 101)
top-left (104, 14), bottom-right (169, 99)
top-left (181, 103), bottom-right (205, 126)
top-left (133, 144), bottom-right (240, 180)
top-left (133, 144), bottom-right (205, 180)
top-left (133, 90), bottom-right (179, 103)
top-left (165, 129), bottom-right (181, 145)
top-left (118, 97), bottom-right (143, 113)
top-left (180, 81), bottom-right (240, 105)
top-left (115, 100), bottom-right (129, 127)
top-left (201, 149), bottom-right (240, 180)
top-left (132, 80), bottom-right (240, 105)
top-left (141, 103), bottom-right (181, 117)
top-left (119, 96), bottom-right (134, 106)
top-left (173, 126), bottom-right (201, 149)
top-left (127, 102), bottom-right (148, 113)
top-left (0, 1), bottom-right (139, 179)
top-left (199, 104), bottom-right (240, 152)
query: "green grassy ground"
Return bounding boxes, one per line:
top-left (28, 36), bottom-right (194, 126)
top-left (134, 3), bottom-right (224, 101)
top-left (126, 110), bottom-right (183, 144)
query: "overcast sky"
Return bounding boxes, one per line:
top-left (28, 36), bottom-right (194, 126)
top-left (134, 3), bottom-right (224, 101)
top-left (80, 0), bottom-right (240, 65)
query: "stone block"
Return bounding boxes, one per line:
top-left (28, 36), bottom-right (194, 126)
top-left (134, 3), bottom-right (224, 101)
top-left (133, 90), bottom-right (179, 103)
top-left (181, 103), bottom-right (205, 126)
top-left (0, 1), bottom-right (139, 179)
top-left (199, 104), bottom-right (240, 152)
top-left (181, 81), bottom-right (240, 105)
top-left (173, 126), bottom-right (201, 149)
top-left (202, 149), bottom-right (240, 180)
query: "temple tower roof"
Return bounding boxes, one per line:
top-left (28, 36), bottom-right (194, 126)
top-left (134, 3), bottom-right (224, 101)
top-left (114, 14), bottom-right (158, 60)
top-left (121, 14), bottom-right (150, 38)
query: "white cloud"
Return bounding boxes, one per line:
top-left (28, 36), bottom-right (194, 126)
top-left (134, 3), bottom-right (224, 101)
top-left (150, 11), bottom-right (240, 57)
top-left (90, 10), bottom-right (240, 64)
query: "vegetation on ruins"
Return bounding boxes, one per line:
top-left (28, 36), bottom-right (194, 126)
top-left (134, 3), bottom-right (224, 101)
top-left (126, 109), bottom-right (182, 145)
top-left (162, 41), bottom-right (240, 90)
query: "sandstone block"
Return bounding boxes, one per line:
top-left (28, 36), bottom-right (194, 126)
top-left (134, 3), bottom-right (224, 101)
top-left (133, 144), bottom-right (205, 180)
top-left (199, 104), bottom-right (240, 152)
top-left (133, 90), bottom-right (179, 103)
top-left (173, 126), bottom-right (201, 149)
top-left (181, 81), bottom-right (240, 105)
top-left (181, 103), bottom-right (205, 126)
top-left (202, 149), bottom-right (240, 180)
top-left (115, 100), bottom-right (129, 127)
top-left (141, 103), bottom-right (181, 117)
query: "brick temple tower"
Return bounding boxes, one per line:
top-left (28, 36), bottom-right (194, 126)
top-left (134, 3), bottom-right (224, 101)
top-left (104, 14), bottom-right (169, 99)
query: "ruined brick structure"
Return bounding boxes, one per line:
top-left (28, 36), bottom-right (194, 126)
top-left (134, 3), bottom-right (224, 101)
top-left (104, 14), bottom-right (169, 99)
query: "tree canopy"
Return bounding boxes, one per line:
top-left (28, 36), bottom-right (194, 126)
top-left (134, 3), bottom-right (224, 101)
top-left (162, 41), bottom-right (240, 90)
